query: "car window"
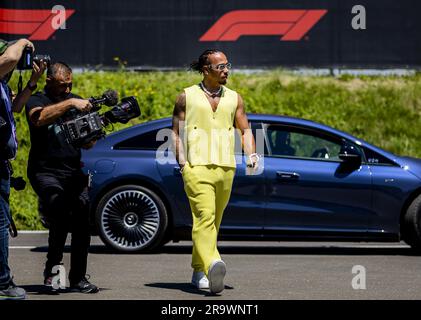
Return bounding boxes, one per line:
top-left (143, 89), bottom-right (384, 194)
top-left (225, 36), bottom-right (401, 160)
top-left (114, 127), bottom-right (170, 150)
top-left (265, 125), bottom-right (343, 161)
top-left (234, 121), bottom-right (267, 155)
top-left (362, 146), bottom-right (396, 166)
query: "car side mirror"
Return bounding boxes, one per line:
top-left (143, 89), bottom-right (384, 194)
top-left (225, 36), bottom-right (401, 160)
top-left (338, 144), bottom-right (362, 163)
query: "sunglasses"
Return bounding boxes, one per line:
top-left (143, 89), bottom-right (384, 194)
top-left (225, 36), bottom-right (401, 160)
top-left (208, 63), bottom-right (232, 71)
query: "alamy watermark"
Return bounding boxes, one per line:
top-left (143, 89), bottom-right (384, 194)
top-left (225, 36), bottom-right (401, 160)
top-left (155, 124), bottom-right (266, 175)
top-left (351, 5), bottom-right (366, 30)
top-left (51, 265), bottom-right (67, 290)
top-left (351, 265), bottom-right (366, 290)
top-left (51, 5), bottom-right (68, 30)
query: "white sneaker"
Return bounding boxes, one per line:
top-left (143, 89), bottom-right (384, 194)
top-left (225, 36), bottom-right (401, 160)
top-left (208, 260), bottom-right (226, 294)
top-left (191, 271), bottom-right (209, 289)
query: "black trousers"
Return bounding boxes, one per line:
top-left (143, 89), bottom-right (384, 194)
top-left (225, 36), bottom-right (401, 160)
top-left (28, 170), bottom-right (91, 284)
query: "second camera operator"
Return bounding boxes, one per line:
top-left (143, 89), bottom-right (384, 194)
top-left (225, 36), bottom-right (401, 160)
top-left (25, 62), bottom-right (98, 293)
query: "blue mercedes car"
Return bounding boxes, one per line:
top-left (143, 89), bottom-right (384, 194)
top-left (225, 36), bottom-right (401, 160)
top-left (81, 114), bottom-right (421, 253)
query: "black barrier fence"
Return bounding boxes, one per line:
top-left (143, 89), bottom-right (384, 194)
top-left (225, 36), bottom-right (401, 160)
top-left (1, 0), bottom-right (420, 69)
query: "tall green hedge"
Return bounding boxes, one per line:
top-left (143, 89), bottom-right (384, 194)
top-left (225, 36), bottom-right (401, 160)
top-left (6, 70), bottom-right (421, 229)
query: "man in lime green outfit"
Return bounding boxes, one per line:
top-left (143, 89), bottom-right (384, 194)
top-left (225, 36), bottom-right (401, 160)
top-left (172, 50), bottom-right (259, 294)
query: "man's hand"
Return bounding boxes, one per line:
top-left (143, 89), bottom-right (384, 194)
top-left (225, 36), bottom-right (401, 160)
top-left (11, 53), bottom-right (47, 113)
top-left (71, 98), bottom-right (92, 112)
top-left (29, 60), bottom-right (48, 86)
top-left (11, 89), bottom-right (16, 102)
top-left (17, 38), bottom-right (34, 52)
top-left (247, 153), bottom-right (260, 172)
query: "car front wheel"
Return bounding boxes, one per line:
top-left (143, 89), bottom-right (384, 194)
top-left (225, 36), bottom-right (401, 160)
top-left (96, 185), bottom-right (168, 252)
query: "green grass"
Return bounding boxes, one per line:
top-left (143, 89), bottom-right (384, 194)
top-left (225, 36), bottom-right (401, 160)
top-left (6, 70), bottom-right (421, 229)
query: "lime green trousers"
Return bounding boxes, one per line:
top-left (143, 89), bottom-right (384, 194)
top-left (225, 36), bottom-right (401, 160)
top-left (182, 163), bottom-right (235, 275)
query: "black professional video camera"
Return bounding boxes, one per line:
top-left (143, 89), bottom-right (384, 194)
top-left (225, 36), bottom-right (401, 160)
top-left (17, 46), bottom-right (51, 70)
top-left (59, 90), bottom-right (141, 147)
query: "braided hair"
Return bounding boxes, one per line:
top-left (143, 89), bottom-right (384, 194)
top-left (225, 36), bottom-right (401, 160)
top-left (190, 49), bottom-right (222, 74)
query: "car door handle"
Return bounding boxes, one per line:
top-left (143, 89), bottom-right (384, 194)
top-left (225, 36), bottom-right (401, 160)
top-left (276, 171), bottom-right (300, 181)
top-left (174, 167), bottom-right (182, 176)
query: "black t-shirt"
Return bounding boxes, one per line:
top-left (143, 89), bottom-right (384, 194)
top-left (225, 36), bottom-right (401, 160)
top-left (25, 91), bottom-right (83, 177)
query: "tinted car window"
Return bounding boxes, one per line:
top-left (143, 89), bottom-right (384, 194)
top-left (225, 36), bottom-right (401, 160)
top-left (114, 127), bottom-right (170, 150)
top-left (234, 121), bottom-right (267, 155)
top-left (362, 146), bottom-right (396, 165)
top-left (265, 125), bottom-right (343, 161)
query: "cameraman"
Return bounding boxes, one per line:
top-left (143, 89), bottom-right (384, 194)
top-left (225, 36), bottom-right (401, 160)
top-left (1, 38), bottom-right (45, 300)
top-left (25, 62), bottom-right (98, 293)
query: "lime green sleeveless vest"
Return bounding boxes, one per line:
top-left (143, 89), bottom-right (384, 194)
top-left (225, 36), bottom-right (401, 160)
top-left (184, 84), bottom-right (238, 168)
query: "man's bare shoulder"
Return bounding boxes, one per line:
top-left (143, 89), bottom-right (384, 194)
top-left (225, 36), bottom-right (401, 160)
top-left (176, 91), bottom-right (186, 102)
top-left (174, 91), bottom-right (186, 114)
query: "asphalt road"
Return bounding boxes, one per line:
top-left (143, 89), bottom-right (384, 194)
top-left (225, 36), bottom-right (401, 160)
top-left (7, 232), bottom-right (421, 300)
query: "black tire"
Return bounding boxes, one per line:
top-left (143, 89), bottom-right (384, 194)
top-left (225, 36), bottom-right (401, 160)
top-left (402, 194), bottom-right (421, 252)
top-left (95, 185), bottom-right (168, 253)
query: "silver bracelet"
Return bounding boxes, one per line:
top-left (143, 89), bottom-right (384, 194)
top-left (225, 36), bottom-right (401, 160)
top-left (247, 153), bottom-right (260, 167)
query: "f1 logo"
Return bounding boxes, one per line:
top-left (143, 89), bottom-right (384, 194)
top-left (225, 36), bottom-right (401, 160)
top-left (200, 10), bottom-right (327, 42)
top-left (0, 8), bottom-right (75, 40)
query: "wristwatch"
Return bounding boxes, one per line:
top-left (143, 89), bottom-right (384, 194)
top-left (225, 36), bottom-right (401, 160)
top-left (26, 81), bottom-right (37, 91)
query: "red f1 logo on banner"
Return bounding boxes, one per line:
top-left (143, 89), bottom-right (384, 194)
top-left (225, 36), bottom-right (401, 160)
top-left (0, 8), bottom-right (75, 40)
top-left (200, 10), bottom-right (327, 41)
